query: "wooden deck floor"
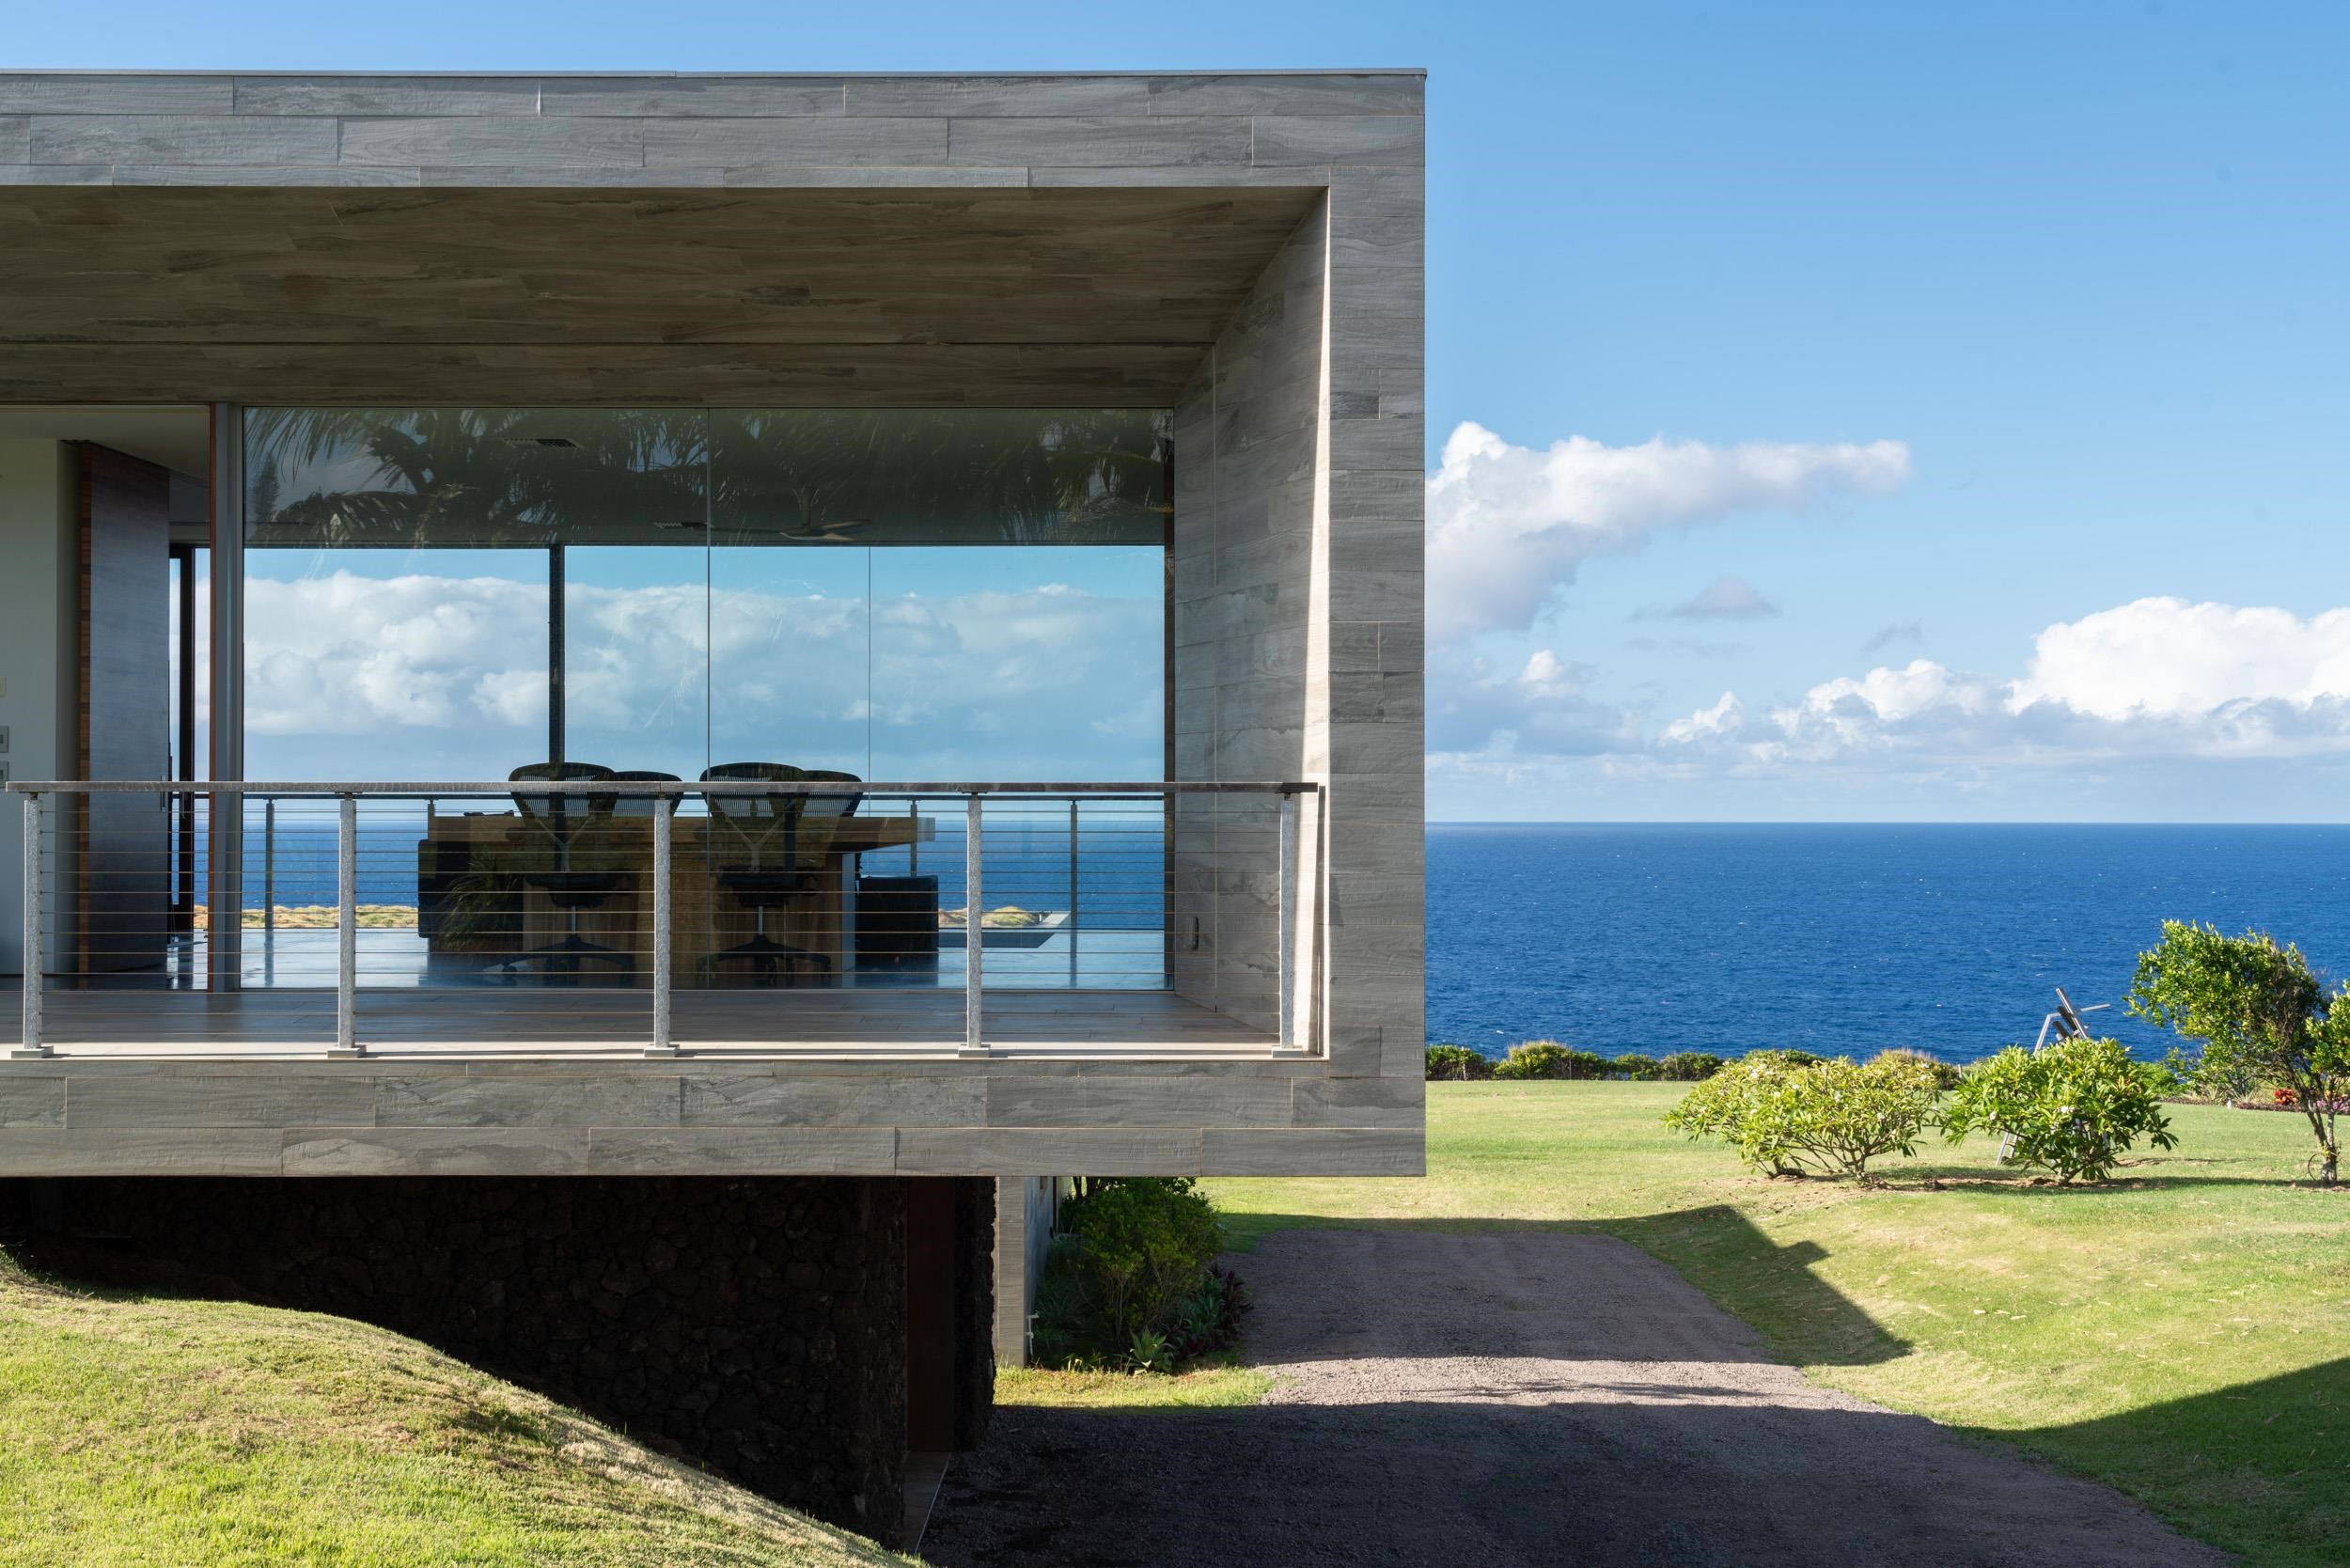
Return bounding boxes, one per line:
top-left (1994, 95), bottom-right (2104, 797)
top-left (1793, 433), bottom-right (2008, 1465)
top-left (2, 987), bottom-right (1277, 1059)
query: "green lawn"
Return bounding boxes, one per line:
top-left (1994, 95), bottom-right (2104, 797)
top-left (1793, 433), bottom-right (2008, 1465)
top-left (1206, 1082), bottom-right (2350, 1568)
top-left (0, 1255), bottom-right (913, 1568)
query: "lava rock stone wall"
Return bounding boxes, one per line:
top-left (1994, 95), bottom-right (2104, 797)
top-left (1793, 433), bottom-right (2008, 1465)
top-left (5, 1175), bottom-right (917, 1543)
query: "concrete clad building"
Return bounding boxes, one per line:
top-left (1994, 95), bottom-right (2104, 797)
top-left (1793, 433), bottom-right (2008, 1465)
top-left (0, 69), bottom-right (1424, 1544)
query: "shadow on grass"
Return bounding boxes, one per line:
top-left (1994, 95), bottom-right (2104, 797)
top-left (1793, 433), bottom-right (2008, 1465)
top-left (2008, 1356), bottom-right (2350, 1567)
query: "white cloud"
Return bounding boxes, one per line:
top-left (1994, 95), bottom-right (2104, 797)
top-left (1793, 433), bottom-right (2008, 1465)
top-left (1425, 422), bottom-right (1910, 641)
top-left (1663, 598), bottom-right (2350, 766)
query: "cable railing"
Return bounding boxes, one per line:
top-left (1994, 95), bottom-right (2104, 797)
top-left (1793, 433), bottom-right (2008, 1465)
top-left (7, 779), bottom-right (1319, 1060)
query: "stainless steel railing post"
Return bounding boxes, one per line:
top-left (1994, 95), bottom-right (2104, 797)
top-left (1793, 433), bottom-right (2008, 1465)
top-left (1067, 796), bottom-right (1080, 988)
top-left (12, 792), bottom-right (46, 1059)
top-left (646, 792), bottom-right (678, 1058)
top-left (962, 792), bottom-right (988, 1058)
top-left (329, 792), bottom-right (363, 1058)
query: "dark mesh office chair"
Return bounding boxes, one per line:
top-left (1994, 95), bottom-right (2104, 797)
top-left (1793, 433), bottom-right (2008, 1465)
top-left (701, 762), bottom-right (832, 986)
top-left (609, 770), bottom-right (681, 816)
top-left (509, 761), bottom-right (630, 983)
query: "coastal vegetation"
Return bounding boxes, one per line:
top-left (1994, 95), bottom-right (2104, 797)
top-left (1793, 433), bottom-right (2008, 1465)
top-left (1206, 1082), bottom-right (2350, 1568)
top-left (2131, 922), bottom-right (2350, 1184)
top-left (1942, 1035), bottom-right (2176, 1184)
top-left (1029, 1178), bottom-right (1247, 1374)
top-left (1662, 1048), bottom-right (1943, 1181)
top-left (0, 1252), bottom-right (911, 1568)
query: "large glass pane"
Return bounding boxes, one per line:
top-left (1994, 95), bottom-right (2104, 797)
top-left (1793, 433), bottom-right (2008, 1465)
top-left (240, 405), bottom-right (1170, 996)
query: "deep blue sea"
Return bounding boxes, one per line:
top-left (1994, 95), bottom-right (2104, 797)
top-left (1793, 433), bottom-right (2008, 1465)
top-left (1428, 823), bottom-right (2350, 1065)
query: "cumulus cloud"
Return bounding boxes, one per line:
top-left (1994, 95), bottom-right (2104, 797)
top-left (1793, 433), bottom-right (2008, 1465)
top-left (1664, 598), bottom-right (2350, 765)
top-left (1429, 647), bottom-right (1644, 760)
top-left (1639, 574), bottom-right (1779, 622)
top-left (1425, 422), bottom-right (1910, 641)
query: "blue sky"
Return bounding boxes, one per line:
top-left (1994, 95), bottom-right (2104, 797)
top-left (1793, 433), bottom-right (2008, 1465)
top-left (31, 2), bottom-right (2350, 819)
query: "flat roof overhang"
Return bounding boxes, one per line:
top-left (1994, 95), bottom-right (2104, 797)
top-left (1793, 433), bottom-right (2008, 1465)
top-left (0, 182), bottom-right (1324, 406)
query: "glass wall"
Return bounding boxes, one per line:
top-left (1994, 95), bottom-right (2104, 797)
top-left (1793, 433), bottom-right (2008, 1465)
top-left (241, 407), bottom-right (1168, 783)
top-left (234, 407), bottom-right (1170, 994)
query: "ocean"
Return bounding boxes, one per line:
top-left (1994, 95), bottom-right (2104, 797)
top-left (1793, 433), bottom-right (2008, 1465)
top-left (1427, 823), bottom-right (2350, 1065)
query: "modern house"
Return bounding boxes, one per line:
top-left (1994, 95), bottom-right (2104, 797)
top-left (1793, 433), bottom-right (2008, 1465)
top-left (0, 69), bottom-right (1424, 1544)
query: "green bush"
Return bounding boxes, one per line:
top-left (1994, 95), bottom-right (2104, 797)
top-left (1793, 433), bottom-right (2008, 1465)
top-left (1941, 1036), bottom-right (2178, 1184)
top-left (1031, 1177), bottom-right (1230, 1369)
top-left (1656, 1051), bottom-right (1726, 1081)
top-left (1493, 1042), bottom-right (1611, 1080)
top-left (1662, 1049), bottom-right (1942, 1181)
top-left (1609, 1053), bottom-right (1663, 1080)
top-left (1425, 1044), bottom-right (1494, 1081)
top-left (1873, 1047), bottom-right (1962, 1090)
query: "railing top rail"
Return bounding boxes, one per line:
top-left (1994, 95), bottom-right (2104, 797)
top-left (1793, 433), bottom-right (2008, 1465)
top-left (5, 778), bottom-right (1320, 797)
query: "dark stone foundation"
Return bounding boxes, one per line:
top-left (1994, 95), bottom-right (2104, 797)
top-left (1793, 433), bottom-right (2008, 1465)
top-left (0, 1174), bottom-right (996, 1545)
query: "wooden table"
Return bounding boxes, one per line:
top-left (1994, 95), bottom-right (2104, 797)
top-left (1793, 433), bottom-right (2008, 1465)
top-left (418, 808), bottom-right (932, 986)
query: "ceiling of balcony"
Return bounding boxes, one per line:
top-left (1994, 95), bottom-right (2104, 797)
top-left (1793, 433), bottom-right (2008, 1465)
top-left (0, 183), bottom-right (1320, 407)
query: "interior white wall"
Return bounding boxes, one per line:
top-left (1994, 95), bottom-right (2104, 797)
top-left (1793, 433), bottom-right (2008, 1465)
top-left (0, 438), bottom-right (76, 974)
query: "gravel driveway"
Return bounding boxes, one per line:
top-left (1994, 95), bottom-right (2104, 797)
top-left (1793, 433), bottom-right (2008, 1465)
top-left (921, 1229), bottom-right (2227, 1567)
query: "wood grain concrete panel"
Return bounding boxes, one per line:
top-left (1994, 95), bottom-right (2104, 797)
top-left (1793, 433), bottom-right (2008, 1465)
top-left (340, 116), bottom-right (646, 167)
top-left (948, 117), bottom-right (1251, 168)
top-left (112, 164), bottom-right (422, 187)
top-left (1330, 621), bottom-right (1384, 674)
top-left (1329, 568), bottom-right (1423, 623)
top-left (0, 118), bottom-right (25, 163)
top-left (983, 1076), bottom-right (1292, 1129)
top-left (643, 118), bottom-right (947, 167)
top-left (0, 76), bottom-right (233, 114)
top-left (371, 1074), bottom-right (682, 1129)
top-left (1146, 74), bottom-right (1424, 118)
top-left (1252, 117), bottom-right (1425, 168)
top-left (847, 77), bottom-right (1153, 118)
top-left (233, 77), bottom-right (542, 116)
top-left (1199, 1127), bottom-right (1423, 1175)
top-left (419, 165), bottom-right (720, 188)
top-left (68, 1073), bottom-right (374, 1129)
top-left (0, 1076), bottom-right (65, 1129)
top-left (1291, 1075), bottom-right (1424, 1128)
top-left (716, 165), bottom-right (1026, 188)
top-left (897, 1127), bottom-right (1203, 1176)
top-left (0, 164), bottom-right (111, 184)
top-left (1026, 165), bottom-right (1330, 189)
top-left (682, 1074), bottom-right (984, 1127)
top-left (0, 1129), bottom-right (285, 1177)
top-left (1325, 513), bottom-right (1421, 578)
top-left (0, 342), bottom-right (1206, 407)
top-left (540, 78), bottom-right (848, 118)
top-left (585, 1126), bottom-right (898, 1175)
top-left (280, 1127), bottom-right (590, 1176)
top-left (1329, 670), bottom-right (1422, 725)
top-left (29, 115), bottom-right (339, 165)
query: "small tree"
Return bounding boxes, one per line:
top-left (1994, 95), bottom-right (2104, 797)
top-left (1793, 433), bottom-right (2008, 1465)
top-left (1425, 1044), bottom-right (1494, 1081)
top-left (1664, 1050), bottom-right (1942, 1182)
top-left (2129, 922), bottom-right (2350, 1184)
top-left (1941, 1037), bottom-right (2176, 1184)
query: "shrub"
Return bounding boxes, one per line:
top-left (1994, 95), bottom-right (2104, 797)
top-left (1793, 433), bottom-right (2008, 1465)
top-left (1663, 1049), bottom-right (1942, 1182)
top-left (1425, 1044), bottom-right (1494, 1081)
top-left (1609, 1054), bottom-right (1663, 1080)
top-left (1031, 1177), bottom-right (1230, 1368)
top-left (1941, 1036), bottom-right (2177, 1184)
top-left (1656, 1051), bottom-right (1726, 1081)
top-left (1493, 1042), bottom-right (1611, 1080)
top-left (1872, 1047), bottom-right (1961, 1090)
